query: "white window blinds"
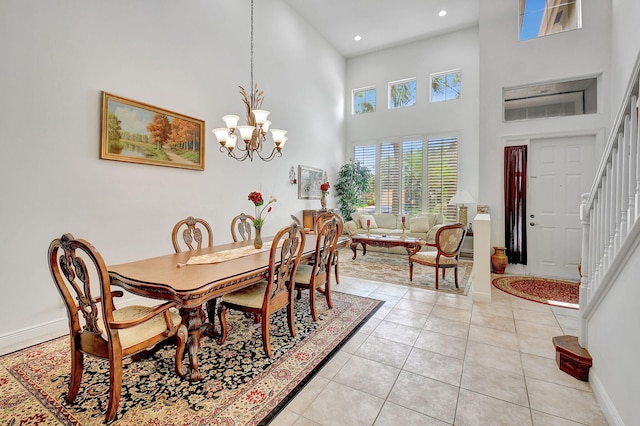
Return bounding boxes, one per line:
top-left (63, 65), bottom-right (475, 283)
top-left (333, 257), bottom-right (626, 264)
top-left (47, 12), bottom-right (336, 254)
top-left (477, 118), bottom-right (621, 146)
top-left (427, 137), bottom-right (458, 220)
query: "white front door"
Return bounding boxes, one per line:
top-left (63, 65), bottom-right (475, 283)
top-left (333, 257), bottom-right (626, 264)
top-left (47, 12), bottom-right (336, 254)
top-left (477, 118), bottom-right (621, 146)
top-left (528, 135), bottom-right (596, 279)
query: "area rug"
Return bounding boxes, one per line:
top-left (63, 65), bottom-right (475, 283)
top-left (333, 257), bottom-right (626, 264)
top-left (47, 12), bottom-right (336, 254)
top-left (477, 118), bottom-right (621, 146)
top-left (337, 247), bottom-right (473, 295)
top-left (0, 291), bottom-right (382, 425)
top-left (492, 275), bottom-right (579, 309)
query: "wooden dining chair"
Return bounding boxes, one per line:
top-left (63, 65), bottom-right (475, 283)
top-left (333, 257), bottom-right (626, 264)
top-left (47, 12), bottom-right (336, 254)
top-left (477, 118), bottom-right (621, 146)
top-left (230, 212), bottom-right (255, 242)
top-left (294, 217), bottom-right (341, 321)
top-left (171, 216), bottom-right (213, 253)
top-left (48, 233), bottom-right (185, 423)
top-left (218, 222), bottom-right (305, 357)
top-left (171, 216), bottom-right (217, 334)
top-left (409, 223), bottom-right (467, 289)
top-left (313, 211), bottom-right (344, 284)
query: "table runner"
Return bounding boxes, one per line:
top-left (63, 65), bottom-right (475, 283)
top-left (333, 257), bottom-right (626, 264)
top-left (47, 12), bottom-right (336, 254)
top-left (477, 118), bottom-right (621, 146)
top-left (184, 241), bottom-right (275, 266)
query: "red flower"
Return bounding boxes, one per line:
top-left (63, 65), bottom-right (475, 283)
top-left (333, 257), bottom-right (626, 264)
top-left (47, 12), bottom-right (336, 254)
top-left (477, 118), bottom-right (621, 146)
top-left (320, 182), bottom-right (330, 192)
top-left (248, 191), bottom-right (264, 206)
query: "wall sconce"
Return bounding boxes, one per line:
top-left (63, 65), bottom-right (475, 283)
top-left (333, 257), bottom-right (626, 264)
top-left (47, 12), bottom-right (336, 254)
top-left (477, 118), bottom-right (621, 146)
top-left (289, 166), bottom-right (297, 184)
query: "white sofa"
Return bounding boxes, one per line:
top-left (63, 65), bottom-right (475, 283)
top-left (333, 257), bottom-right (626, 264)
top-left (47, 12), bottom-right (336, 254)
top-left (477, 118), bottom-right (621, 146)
top-left (343, 213), bottom-right (446, 254)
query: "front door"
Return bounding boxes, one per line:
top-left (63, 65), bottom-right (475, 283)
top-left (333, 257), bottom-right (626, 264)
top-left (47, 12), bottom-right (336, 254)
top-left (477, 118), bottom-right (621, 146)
top-left (528, 135), bottom-right (596, 279)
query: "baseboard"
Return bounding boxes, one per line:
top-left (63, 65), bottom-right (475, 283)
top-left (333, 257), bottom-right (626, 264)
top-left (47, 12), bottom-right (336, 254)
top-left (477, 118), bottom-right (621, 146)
top-left (589, 369), bottom-right (625, 426)
top-left (0, 295), bottom-right (159, 356)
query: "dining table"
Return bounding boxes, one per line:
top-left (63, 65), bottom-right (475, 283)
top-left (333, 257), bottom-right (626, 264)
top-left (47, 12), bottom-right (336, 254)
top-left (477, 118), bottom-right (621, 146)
top-left (108, 234), bottom-right (334, 381)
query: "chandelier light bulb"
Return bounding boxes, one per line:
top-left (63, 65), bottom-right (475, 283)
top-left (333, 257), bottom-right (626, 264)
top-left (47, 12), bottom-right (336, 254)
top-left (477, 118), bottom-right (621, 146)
top-left (212, 128), bottom-right (229, 144)
top-left (262, 120), bottom-right (271, 133)
top-left (237, 125), bottom-right (256, 142)
top-left (270, 129), bottom-right (287, 143)
top-left (226, 134), bottom-right (238, 150)
top-left (252, 109), bottom-right (270, 125)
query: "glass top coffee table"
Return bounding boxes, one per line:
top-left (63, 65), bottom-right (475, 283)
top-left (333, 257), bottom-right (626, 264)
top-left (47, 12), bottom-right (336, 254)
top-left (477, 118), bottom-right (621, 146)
top-left (350, 234), bottom-right (424, 260)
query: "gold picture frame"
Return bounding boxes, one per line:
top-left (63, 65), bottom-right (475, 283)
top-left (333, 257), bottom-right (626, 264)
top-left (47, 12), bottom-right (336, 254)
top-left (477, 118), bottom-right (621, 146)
top-left (298, 165), bottom-right (323, 199)
top-left (100, 92), bottom-right (205, 170)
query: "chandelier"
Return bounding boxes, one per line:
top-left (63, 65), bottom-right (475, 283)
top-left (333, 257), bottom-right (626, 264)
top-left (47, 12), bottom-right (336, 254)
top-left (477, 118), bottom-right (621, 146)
top-left (211, 0), bottom-right (287, 162)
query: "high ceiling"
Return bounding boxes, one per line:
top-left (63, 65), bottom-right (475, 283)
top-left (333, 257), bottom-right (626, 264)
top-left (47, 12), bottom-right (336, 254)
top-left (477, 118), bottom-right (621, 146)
top-left (282, 0), bottom-right (480, 58)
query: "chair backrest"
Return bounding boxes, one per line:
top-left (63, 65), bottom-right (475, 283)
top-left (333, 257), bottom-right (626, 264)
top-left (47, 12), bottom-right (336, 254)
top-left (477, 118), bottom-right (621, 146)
top-left (171, 216), bottom-right (213, 253)
top-left (230, 212), bottom-right (255, 242)
top-left (310, 217), bottom-right (341, 279)
top-left (263, 222), bottom-right (305, 311)
top-left (435, 223), bottom-right (467, 258)
top-left (48, 233), bottom-right (116, 343)
top-left (315, 211), bottom-right (344, 235)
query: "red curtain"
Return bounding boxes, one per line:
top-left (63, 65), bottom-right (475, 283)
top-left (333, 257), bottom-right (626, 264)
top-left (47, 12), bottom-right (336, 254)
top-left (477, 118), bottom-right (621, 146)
top-left (504, 146), bottom-right (527, 264)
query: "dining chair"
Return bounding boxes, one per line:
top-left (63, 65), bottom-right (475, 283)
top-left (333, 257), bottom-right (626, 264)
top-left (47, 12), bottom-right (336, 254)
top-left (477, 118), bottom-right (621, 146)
top-left (48, 233), bottom-right (185, 423)
top-left (171, 216), bottom-right (213, 253)
top-left (171, 216), bottom-right (218, 335)
top-left (313, 211), bottom-right (344, 284)
top-left (230, 212), bottom-right (255, 242)
top-left (218, 222), bottom-right (305, 357)
top-left (409, 223), bottom-right (467, 289)
top-left (294, 217), bottom-right (341, 321)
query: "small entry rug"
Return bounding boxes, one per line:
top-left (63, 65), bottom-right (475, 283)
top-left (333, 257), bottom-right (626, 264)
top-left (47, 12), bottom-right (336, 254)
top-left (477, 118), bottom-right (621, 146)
top-left (492, 275), bottom-right (579, 309)
top-left (0, 291), bottom-right (382, 425)
top-left (338, 247), bottom-right (473, 294)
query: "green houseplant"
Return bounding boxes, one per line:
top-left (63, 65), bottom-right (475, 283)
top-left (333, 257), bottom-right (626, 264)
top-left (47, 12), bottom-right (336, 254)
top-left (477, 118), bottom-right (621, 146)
top-left (335, 159), bottom-right (371, 220)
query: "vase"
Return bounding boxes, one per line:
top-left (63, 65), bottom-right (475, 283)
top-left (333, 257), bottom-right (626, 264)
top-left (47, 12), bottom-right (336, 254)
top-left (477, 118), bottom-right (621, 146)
top-left (491, 246), bottom-right (508, 274)
top-left (254, 228), bottom-right (263, 249)
top-left (320, 192), bottom-right (327, 211)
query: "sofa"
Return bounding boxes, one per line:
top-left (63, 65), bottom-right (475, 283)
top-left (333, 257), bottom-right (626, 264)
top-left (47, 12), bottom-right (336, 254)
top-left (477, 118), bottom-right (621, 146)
top-left (343, 212), bottom-right (446, 254)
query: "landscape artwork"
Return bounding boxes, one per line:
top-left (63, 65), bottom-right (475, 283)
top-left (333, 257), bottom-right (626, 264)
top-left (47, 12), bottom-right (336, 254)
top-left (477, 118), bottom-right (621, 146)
top-left (100, 92), bottom-right (205, 170)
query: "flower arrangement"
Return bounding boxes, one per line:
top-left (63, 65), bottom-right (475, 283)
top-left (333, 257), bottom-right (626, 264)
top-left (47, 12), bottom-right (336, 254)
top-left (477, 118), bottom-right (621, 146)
top-left (320, 182), bottom-right (330, 194)
top-left (248, 191), bottom-right (276, 230)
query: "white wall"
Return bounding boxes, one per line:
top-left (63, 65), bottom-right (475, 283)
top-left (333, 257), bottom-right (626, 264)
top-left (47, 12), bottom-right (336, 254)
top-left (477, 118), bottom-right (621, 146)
top-left (0, 0), bottom-right (345, 353)
top-left (478, 0), bottom-right (611, 251)
top-left (610, 0), bottom-right (640, 112)
top-left (345, 27), bottom-right (480, 206)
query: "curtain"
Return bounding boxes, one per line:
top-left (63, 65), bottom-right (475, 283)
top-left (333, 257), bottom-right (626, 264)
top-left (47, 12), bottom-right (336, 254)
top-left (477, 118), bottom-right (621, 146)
top-left (504, 146), bottom-right (527, 264)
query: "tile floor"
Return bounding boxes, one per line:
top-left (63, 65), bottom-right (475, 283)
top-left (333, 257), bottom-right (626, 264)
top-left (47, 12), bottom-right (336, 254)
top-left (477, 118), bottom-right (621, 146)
top-left (272, 275), bottom-right (608, 426)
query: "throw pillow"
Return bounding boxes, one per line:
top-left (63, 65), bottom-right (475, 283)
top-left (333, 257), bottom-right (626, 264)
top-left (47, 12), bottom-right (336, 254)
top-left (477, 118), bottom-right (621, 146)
top-left (359, 214), bottom-right (378, 229)
top-left (409, 216), bottom-right (431, 233)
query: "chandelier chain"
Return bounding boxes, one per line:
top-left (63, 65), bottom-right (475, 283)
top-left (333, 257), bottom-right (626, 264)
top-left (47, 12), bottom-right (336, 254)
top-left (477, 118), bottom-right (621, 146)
top-left (250, 0), bottom-right (254, 102)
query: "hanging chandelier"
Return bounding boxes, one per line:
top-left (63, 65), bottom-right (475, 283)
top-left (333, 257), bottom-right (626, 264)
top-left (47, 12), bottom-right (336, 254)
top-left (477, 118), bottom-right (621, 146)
top-left (211, 0), bottom-right (287, 162)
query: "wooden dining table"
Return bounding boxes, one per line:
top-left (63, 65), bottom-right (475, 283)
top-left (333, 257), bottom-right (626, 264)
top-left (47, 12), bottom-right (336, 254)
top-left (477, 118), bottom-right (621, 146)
top-left (108, 236), bottom-right (320, 381)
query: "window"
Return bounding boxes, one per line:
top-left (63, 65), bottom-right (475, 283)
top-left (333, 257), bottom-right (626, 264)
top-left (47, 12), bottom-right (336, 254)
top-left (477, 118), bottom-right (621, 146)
top-left (427, 137), bottom-right (458, 220)
top-left (388, 78), bottom-right (416, 109)
top-left (431, 70), bottom-right (461, 102)
top-left (353, 145), bottom-right (376, 212)
top-left (403, 140), bottom-right (423, 215)
top-left (519, 0), bottom-right (581, 41)
top-left (353, 137), bottom-right (457, 218)
top-left (352, 87), bottom-right (376, 114)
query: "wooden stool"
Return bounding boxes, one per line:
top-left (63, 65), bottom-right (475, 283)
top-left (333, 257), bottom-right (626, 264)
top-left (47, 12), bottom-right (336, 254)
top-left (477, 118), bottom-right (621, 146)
top-left (552, 335), bottom-right (592, 382)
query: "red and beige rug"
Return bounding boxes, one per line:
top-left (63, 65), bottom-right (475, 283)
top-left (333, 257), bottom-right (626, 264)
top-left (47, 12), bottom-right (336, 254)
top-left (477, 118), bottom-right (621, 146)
top-left (0, 291), bottom-right (381, 425)
top-left (492, 275), bottom-right (580, 309)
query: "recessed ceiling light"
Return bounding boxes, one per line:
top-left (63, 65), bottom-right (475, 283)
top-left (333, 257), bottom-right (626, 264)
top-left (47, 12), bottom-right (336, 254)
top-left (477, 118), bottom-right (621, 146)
top-left (354, 35), bottom-right (362, 41)
top-left (438, 10), bottom-right (447, 17)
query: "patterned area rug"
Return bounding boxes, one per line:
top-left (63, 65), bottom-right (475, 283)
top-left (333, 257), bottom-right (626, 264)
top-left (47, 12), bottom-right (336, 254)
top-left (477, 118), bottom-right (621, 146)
top-left (338, 247), bottom-right (473, 294)
top-left (0, 292), bottom-right (381, 425)
top-left (492, 275), bottom-right (580, 309)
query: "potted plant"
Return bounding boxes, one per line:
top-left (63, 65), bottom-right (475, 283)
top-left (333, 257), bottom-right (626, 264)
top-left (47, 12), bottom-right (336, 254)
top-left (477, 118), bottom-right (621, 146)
top-left (335, 159), bottom-right (371, 220)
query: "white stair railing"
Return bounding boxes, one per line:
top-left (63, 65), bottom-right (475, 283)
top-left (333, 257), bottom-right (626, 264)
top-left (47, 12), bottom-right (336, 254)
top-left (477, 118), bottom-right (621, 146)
top-left (580, 53), bottom-right (640, 345)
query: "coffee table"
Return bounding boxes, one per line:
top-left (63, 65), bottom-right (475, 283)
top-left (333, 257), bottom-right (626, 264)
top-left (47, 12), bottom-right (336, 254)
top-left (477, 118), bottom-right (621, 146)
top-left (350, 234), bottom-right (424, 260)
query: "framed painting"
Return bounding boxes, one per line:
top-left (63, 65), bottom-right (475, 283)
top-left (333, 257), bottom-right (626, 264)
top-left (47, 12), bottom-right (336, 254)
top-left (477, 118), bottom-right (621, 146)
top-left (298, 165), bottom-right (324, 199)
top-left (100, 92), bottom-right (205, 170)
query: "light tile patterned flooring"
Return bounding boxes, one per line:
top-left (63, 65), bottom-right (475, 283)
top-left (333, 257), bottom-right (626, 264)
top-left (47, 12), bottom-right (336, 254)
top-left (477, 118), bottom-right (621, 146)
top-left (273, 275), bottom-right (607, 425)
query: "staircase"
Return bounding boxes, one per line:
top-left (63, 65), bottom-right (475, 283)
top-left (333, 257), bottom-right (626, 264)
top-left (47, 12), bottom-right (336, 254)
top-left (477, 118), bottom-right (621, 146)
top-left (577, 52), bottom-right (640, 424)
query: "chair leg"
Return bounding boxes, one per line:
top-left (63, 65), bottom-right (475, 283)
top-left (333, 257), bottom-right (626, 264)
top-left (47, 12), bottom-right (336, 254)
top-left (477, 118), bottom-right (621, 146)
top-left (287, 301), bottom-right (296, 338)
top-left (262, 313), bottom-right (272, 358)
top-left (334, 252), bottom-right (340, 284)
top-left (435, 267), bottom-right (439, 289)
top-left (105, 354), bottom-right (123, 423)
top-left (218, 305), bottom-right (228, 345)
top-left (409, 261), bottom-right (414, 281)
top-left (454, 266), bottom-right (459, 288)
top-left (325, 279), bottom-right (333, 310)
top-left (309, 282), bottom-right (318, 321)
top-left (66, 347), bottom-right (83, 403)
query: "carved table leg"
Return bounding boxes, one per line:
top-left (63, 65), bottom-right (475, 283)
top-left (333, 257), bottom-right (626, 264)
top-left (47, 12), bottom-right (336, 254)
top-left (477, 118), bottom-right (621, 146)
top-left (200, 298), bottom-right (220, 339)
top-left (176, 306), bottom-right (207, 381)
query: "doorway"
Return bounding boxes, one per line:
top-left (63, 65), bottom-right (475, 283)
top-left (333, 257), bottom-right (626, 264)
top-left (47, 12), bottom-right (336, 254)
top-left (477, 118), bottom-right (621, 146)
top-left (528, 135), bottom-right (596, 279)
